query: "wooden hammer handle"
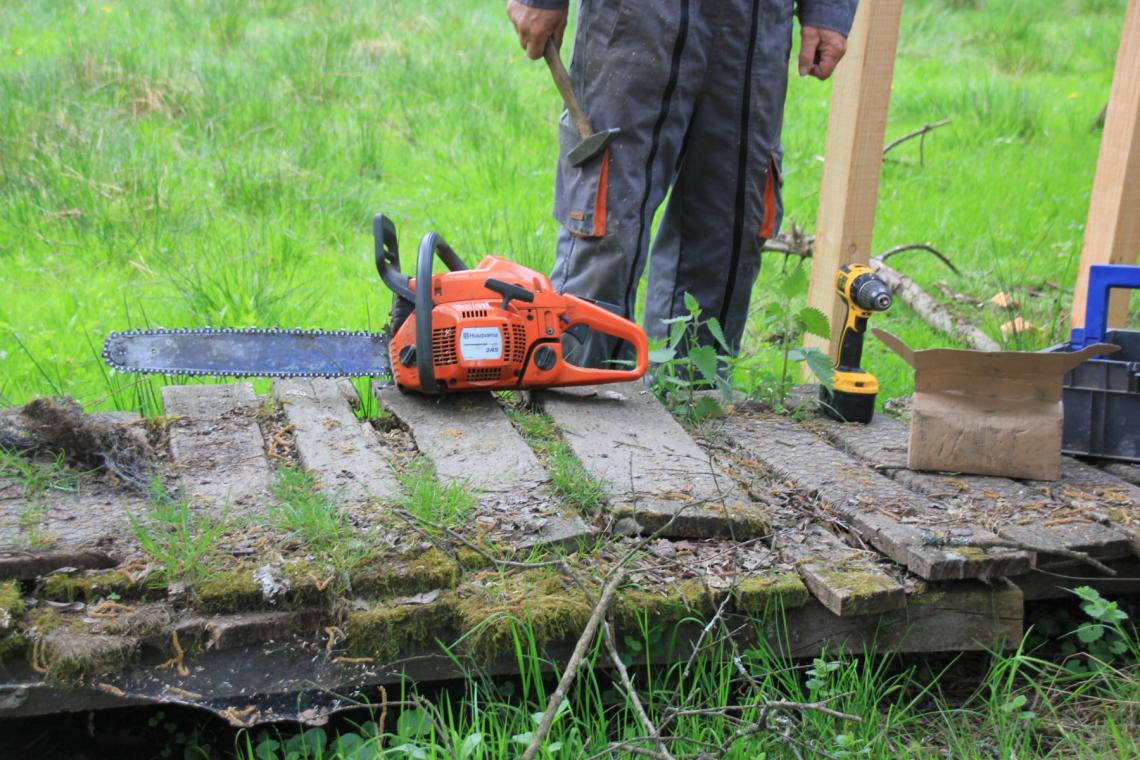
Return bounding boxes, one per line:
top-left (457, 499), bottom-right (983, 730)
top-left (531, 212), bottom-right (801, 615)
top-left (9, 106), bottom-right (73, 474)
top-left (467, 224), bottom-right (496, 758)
top-left (543, 38), bottom-right (593, 139)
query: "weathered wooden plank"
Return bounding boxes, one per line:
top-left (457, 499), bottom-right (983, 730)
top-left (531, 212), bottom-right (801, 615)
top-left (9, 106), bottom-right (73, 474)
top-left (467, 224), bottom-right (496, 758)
top-left (1071, 0), bottom-right (1140, 329)
top-left (0, 583), bottom-right (1019, 722)
top-left (1101, 461), bottom-right (1140, 488)
top-left (378, 389), bottom-right (545, 492)
top-left (538, 384), bottom-right (769, 540)
top-left (817, 415), bottom-right (1137, 561)
top-left (0, 547), bottom-right (117, 581)
top-left (773, 584), bottom-right (1023, 657)
top-left (162, 384), bottom-right (272, 509)
top-left (804, 0), bottom-right (904, 359)
top-left (377, 388), bottom-right (595, 550)
top-left (721, 412), bottom-right (1032, 581)
top-left (1058, 458), bottom-right (1140, 555)
top-left (773, 523), bottom-right (906, 617)
top-left (273, 379), bottom-right (400, 504)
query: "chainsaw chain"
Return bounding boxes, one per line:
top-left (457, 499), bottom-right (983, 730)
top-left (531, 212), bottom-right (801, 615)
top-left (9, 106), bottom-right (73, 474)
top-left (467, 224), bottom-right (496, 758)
top-left (102, 327), bottom-right (394, 380)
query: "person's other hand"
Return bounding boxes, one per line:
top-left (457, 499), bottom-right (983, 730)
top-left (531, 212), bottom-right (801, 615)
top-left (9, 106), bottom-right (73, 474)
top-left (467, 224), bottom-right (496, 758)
top-left (506, 1), bottom-right (568, 60)
top-left (798, 26), bottom-right (847, 80)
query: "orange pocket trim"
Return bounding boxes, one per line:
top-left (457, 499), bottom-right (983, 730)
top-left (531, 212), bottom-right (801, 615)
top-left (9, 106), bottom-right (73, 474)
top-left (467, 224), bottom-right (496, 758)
top-left (759, 158), bottom-right (777, 240)
top-left (592, 150), bottom-right (609, 238)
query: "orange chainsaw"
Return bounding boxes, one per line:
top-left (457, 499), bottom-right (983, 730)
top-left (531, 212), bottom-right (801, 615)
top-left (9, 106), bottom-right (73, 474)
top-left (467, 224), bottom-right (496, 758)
top-left (103, 215), bottom-right (649, 393)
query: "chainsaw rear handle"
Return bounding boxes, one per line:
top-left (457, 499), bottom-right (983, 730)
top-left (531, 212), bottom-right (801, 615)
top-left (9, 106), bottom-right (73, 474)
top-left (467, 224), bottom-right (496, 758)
top-left (544, 294), bottom-right (649, 385)
top-left (415, 231), bottom-right (468, 393)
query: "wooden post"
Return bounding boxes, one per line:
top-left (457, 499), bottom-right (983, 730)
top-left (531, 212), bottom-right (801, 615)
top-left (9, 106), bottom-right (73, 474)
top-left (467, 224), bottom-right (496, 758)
top-left (804, 0), bottom-right (905, 361)
top-left (1072, 0), bottom-right (1140, 331)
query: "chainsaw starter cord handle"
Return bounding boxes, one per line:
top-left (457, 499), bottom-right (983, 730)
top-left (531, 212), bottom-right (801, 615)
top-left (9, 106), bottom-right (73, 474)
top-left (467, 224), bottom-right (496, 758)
top-left (415, 231), bottom-right (468, 393)
top-left (484, 278), bottom-right (535, 310)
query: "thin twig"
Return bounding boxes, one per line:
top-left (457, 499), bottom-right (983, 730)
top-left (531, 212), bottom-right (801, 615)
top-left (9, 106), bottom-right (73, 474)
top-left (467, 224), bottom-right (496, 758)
top-left (870, 258), bottom-right (1001, 351)
top-left (601, 620), bottom-right (676, 760)
top-left (923, 535), bottom-right (1118, 577)
top-left (875, 243), bottom-right (960, 276)
top-left (519, 568), bottom-right (629, 760)
top-left (883, 118), bottom-right (952, 159)
top-left (394, 508), bottom-right (573, 573)
top-left (521, 501), bottom-right (701, 760)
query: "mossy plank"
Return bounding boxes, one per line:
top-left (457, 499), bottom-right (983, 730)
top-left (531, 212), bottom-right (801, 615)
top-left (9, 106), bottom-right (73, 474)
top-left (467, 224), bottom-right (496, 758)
top-left (720, 413), bottom-right (1032, 581)
top-left (732, 573), bottom-right (811, 616)
top-left (347, 594), bottom-right (459, 661)
top-left (538, 384), bottom-right (768, 540)
top-left (194, 568), bottom-right (263, 614)
top-left (616, 580), bottom-right (716, 630)
top-left (774, 525), bottom-right (905, 617)
top-left (273, 378), bottom-right (401, 503)
top-left (769, 584), bottom-right (1024, 657)
top-left (454, 571), bottom-right (591, 664)
top-left (40, 569), bottom-right (149, 603)
top-left (41, 631), bottom-right (138, 685)
top-left (351, 548), bottom-right (461, 599)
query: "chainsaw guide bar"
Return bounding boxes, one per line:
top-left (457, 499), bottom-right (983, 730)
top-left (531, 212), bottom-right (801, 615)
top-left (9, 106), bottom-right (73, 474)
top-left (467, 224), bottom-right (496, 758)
top-left (102, 327), bottom-right (393, 380)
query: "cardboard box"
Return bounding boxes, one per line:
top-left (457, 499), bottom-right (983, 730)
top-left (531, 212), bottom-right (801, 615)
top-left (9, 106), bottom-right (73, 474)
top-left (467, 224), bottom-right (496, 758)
top-left (873, 329), bottom-right (1119, 481)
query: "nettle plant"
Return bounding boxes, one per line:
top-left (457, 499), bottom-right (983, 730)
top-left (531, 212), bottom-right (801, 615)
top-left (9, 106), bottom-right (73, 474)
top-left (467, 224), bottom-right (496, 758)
top-left (1062, 586), bottom-right (1134, 672)
top-left (649, 292), bottom-right (737, 423)
top-left (749, 265), bottom-right (834, 408)
top-left (649, 267), bottom-right (834, 422)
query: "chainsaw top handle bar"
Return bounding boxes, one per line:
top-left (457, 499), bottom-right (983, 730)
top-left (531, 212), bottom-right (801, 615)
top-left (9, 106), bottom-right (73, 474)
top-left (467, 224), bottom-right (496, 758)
top-left (416, 231), bottom-right (467, 392)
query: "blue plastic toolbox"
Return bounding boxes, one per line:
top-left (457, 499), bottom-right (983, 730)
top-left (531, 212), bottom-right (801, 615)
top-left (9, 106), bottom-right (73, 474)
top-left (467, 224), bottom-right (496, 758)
top-left (1051, 264), bottom-right (1140, 462)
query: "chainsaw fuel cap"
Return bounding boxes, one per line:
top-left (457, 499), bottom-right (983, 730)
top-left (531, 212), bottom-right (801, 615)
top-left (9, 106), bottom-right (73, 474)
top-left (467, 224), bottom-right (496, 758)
top-left (533, 345), bottom-right (557, 371)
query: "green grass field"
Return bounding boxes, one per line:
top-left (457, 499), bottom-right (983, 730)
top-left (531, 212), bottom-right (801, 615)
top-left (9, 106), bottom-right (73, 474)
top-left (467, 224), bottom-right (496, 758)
top-left (1, 0), bottom-right (1133, 410)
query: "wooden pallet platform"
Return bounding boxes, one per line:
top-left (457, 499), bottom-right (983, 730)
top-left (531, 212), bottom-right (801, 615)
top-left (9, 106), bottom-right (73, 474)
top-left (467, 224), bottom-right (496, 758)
top-left (1, 382), bottom-right (1136, 722)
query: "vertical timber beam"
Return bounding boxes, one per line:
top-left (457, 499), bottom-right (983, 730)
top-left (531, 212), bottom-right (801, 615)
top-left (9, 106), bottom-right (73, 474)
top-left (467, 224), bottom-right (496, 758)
top-left (804, 0), bottom-right (905, 360)
top-left (1072, 0), bottom-right (1140, 331)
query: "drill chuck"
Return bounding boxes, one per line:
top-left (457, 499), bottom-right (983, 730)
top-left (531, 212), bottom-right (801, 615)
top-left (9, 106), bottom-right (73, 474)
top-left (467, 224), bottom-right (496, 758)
top-left (852, 276), bottom-right (893, 312)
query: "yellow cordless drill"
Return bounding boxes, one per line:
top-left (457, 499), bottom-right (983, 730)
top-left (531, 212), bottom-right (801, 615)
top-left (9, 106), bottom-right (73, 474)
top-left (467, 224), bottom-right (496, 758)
top-left (819, 264), bottom-right (893, 423)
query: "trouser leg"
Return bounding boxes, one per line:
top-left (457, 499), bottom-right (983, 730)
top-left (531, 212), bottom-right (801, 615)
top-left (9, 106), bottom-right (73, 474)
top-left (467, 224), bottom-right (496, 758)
top-left (644, 0), bottom-right (793, 355)
top-left (550, 0), bottom-right (711, 366)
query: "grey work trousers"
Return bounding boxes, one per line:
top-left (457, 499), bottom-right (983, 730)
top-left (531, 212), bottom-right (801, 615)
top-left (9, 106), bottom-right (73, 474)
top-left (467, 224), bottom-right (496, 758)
top-left (550, 0), bottom-right (792, 362)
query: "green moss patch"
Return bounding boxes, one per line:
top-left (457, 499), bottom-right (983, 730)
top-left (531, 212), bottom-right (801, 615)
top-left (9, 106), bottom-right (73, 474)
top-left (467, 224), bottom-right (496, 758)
top-left (0, 581), bottom-right (24, 619)
top-left (615, 580), bottom-right (715, 631)
top-left (734, 573), bottom-right (810, 616)
top-left (0, 633), bottom-right (27, 666)
top-left (814, 567), bottom-right (899, 598)
top-left (351, 548), bottom-right (460, 600)
top-left (455, 571), bottom-right (591, 664)
top-left (195, 568), bottom-right (263, 614)
top-left (347, 594), bottom-right (460, 662)
top-left (41, 631), bottom-right (138, 685)
top-left (25, 607), bottom-right (73, 636)
top-left (40, 570), bottom-right (148, 603)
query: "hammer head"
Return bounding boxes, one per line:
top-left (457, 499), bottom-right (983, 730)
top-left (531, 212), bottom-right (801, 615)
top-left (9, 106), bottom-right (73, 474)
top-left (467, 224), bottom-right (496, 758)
top-left (568, 128), bottom-right (621, 168)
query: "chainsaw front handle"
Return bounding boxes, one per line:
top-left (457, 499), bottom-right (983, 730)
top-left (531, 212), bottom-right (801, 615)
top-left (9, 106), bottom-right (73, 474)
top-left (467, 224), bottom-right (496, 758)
top-left (544, 294), bottom-right (649, 386)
